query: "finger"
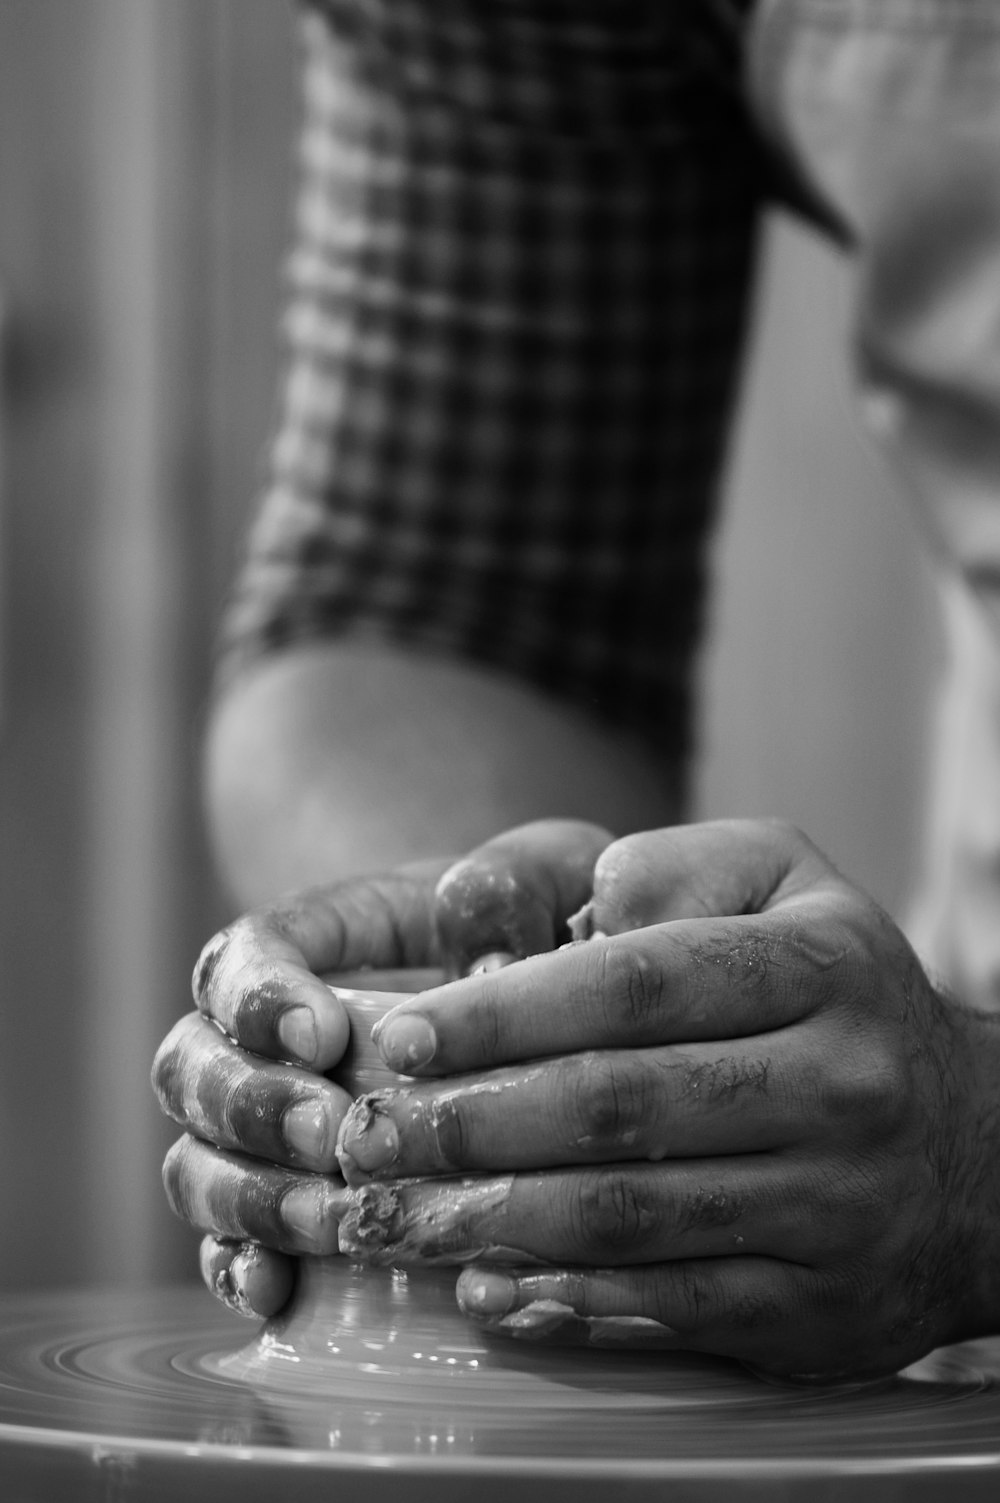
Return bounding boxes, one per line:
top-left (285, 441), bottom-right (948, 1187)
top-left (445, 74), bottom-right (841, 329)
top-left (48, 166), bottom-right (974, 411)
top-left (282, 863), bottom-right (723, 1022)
top-left (336, 1027), bottom-right (848, 1181)
top-left (455, 1258), bottom-right (905, 1382)
top-left (193, 863), bottom-right (447, 1068)
top-left (434, 820), bottom-right (613, 978)
top-left (453, 1259), bottom-right (845, 1378)
top-left (198, 1235), bottom-right (295, 1320)
top-left (371, 894), bottom-right (844, 1076)
top-left (336, 1156), bottom-right (862, 1269)
top-left (162, 1134), bottom-right (347, 1255)
top-left (590, 819), bottom-right (831, 934)
top-left (152, 1014), bottom-right (353, 1172)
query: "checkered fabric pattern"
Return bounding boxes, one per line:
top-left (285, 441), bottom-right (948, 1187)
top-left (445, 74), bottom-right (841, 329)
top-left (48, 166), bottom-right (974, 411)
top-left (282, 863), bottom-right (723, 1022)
top-left (218, 0), bottom-right (767, 771)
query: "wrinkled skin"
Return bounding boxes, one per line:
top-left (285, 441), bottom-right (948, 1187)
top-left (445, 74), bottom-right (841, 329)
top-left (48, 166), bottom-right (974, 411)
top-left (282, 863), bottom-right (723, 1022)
top-left (153, 818), bottom-right (1000, 1381)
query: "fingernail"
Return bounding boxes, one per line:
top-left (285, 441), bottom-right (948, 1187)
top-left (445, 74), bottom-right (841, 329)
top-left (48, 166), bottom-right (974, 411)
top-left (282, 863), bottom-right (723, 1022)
top-left (373, 1012), bottom-right (436, 1072)
top-left (277, 1006), bottom-right (318, 1064)
top-left (280, 1182), bottom-right (341, 1254)
top-left (337, 1101), bottom-right (399, 1175)
top-left (457, 1269), bottom-right (517, 1316)
top-left (283, 1098), bottom-right (331, 1165)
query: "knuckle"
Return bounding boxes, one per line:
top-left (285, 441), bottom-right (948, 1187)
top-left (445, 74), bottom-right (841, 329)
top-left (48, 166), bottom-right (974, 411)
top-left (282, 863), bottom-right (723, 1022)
top-left (224, 1072), bottom-right (279, 1148)
top-left (469, 980), bottom-right (506, 1061)
top-left (726, 1289), bottom-right (784, 1333)
top-left (594, 943), bottom-right (666, 1036)
top-left (677, 1182), bottom-right (746, 1235)
top-left (811, 1259), bottom-right (885, 1326)
top-left (680, 1051), bottom-right (772, 1106)
top-left (573, 1169), bottom-right (659, 1257)
top-left (192, 926), bottom-right (235, 1011)
top-left (802, 1156), bottom-right (886, 1254)
top-left (792, 894), bottom-right (876, 996)
top-left (227, 976), bottom-right (270, 1043)
top-left (156, 1022), bottom-right (268, 1148)
top-left (150, 1039), bottom-right (183, 1115)
top-left (232, 1169), bottom-right (277, 1237)
top-left (150, 1014), bottom-right (206, 1119)
top-left (722, 932), bottom-right (775, 1000)
top-left (766, 900), bottom-right (847, 986)
top-left (668, 1264), bottom-right (715, 1330)
top-left (192, 917), bottom-right (268, 1041)
top-left (665, 1266), bottom-right (784, 1337)
top-left (423, 1093), bottom-right (468, 1171)
top-left (161, 1135), bottom-right (194, 1217)
top-left (818, 1044), bottom-right (909, 1132)
top-left (202, 939), bottom-right (284, 1053)
top-left (572, 1053), bottom-right (648, 1151)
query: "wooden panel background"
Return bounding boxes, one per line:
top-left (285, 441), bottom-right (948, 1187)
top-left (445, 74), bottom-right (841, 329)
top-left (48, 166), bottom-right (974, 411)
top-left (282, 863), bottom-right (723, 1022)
top-left (0, 0), bottom-right (941, 1292)
top-left (0, 0), bottom-right (297, 1290)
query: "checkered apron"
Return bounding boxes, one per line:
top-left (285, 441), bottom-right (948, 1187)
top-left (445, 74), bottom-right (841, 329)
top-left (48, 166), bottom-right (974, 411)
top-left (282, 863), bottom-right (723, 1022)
top-left (218, 0), bottom-right (766, 776)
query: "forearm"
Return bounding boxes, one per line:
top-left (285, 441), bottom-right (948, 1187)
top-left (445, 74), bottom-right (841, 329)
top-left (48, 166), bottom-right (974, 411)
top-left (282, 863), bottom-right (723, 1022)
top-left (204, 640), bottom-right (678, 910)
top-left (210, 6), bottom-right (758, 905)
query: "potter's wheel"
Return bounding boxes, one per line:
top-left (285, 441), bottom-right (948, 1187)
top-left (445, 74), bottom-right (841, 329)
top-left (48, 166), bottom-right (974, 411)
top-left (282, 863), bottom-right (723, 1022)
top-left (2, 1269), bottom-right (1000, 1502)
top-left (9, 977), bottom-right (1000, 1501)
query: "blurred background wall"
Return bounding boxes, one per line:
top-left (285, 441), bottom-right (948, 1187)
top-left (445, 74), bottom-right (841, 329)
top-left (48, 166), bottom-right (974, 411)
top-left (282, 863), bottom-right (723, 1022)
top-left (0, 0), bottom-right (942, 1293)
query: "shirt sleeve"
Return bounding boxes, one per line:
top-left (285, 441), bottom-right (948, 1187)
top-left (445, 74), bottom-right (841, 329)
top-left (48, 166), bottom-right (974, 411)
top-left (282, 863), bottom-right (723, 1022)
top-left (749, 0), bottom-right (1000, 1006)
top-left (215, 0), bottom-right (765, 764)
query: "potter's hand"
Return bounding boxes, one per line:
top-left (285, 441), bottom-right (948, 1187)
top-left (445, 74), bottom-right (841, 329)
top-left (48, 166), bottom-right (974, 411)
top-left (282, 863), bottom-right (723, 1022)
top-left (151, 823), bottom-right (611, 1319)
top-left (152, 865), bottom-right (444, 1317)
top-left (337, 819), bottom-right (1000, 1381)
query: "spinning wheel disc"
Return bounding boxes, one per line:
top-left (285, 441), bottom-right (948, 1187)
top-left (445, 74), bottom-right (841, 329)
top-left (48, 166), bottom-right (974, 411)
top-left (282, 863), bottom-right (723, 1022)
top-left (1, 1279), bottom-right (1000, 1502)
top-left (11, 983), bottom-right (1000, 1497)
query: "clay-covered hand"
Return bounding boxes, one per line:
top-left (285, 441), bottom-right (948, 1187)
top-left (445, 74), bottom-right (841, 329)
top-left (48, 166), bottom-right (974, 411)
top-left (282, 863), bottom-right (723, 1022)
top-left (150, 823), bottom-right (611, 1320)
top-left (337, 819), bottom-right (1000, 1381)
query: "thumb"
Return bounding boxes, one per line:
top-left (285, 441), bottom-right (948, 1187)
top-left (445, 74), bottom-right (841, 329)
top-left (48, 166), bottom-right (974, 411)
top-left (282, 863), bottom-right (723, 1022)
top-left (434, 819), bottom-right (613, 977)
top-left (591, 819), bottom-right (833, 934)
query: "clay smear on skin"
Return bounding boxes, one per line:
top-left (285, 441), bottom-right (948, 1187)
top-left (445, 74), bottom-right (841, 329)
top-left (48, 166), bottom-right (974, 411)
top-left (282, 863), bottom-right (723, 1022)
top-left (337, 1064), bottom-right (554, 1183)
top-left (494, 1300), bottom-right (678, 1346)
top-left (565, 901), bottom-right (607, 944)
top-left (338, 1174), bottom-right (542, 1265)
